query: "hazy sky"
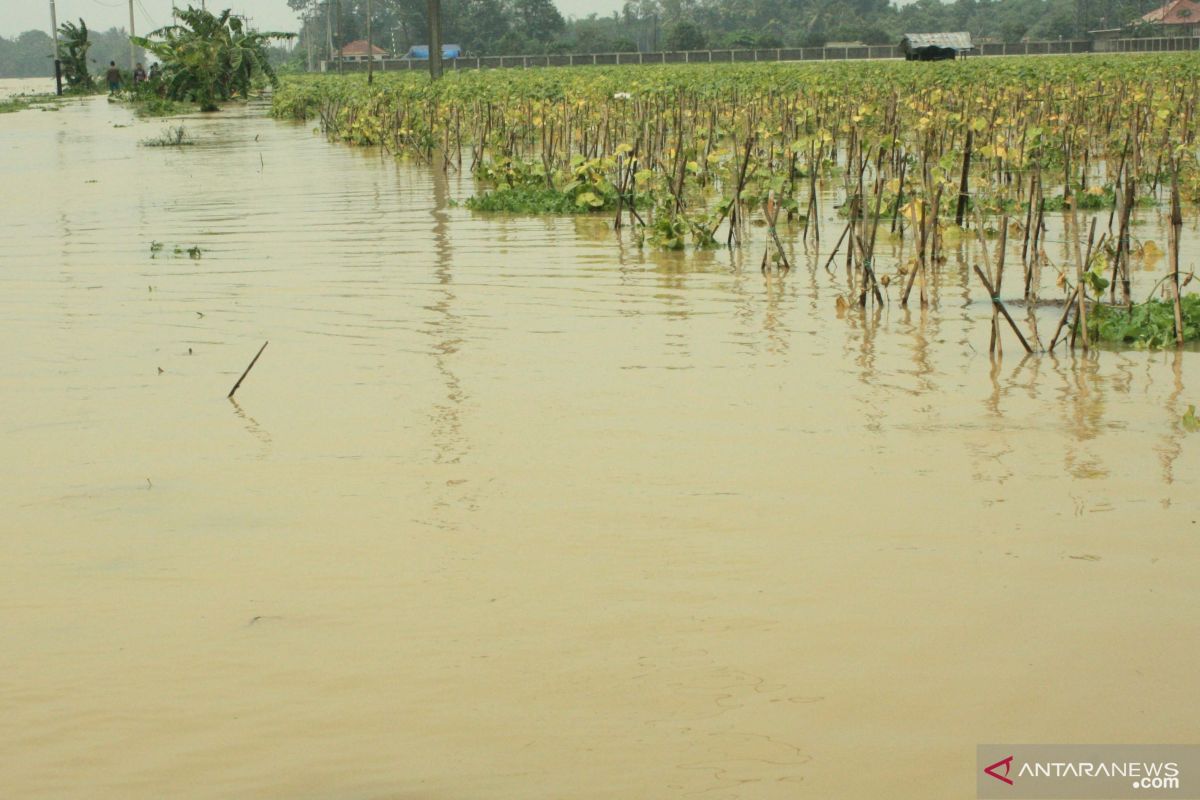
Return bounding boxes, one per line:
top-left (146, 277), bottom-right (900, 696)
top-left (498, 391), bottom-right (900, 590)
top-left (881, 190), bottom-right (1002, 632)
top-left (1, 0), bottom-right (628, 38)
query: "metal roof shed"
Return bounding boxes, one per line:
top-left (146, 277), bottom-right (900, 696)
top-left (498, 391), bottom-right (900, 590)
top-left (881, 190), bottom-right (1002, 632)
top-left (900, 32), bottom-right (974, 61)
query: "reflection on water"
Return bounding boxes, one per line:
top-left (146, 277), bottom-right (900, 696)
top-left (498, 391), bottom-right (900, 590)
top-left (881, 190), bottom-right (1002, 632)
top-left (1, 96), bottom-right (1198, 800)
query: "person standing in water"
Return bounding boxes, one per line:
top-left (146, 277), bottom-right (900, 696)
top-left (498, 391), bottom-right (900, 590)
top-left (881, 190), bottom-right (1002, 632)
top-left (105, 62), bottom-right (121, 94)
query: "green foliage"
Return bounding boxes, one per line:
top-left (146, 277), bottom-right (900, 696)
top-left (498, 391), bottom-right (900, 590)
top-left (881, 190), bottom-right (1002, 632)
top-left (277, 0), bottom-right (1165, 62)
top-left (274, 55), bottom-right (1200, 252)
top-left (467, 154), bottom-right (624, 214)
top-left (666, 21), bottom-right (707, 51)
top-left (648, 211), bottom-right (691, 250)
top-left (132, 7), bottom-right (293, 112)
top-left (133, 94), bottom-right (187, 117)
top-left (1042, 186), bottom-right (1118, 211)
top-left (466, 185), bottom-right (596, 213)
top-left (0, 94), bottom-right (58, 113)
top-left (57, 19), bottom-right (95, 91)
top-left (1086, 295), bottom-right (1200, 348)
top-left (1, 27), bottom-right (142, 80)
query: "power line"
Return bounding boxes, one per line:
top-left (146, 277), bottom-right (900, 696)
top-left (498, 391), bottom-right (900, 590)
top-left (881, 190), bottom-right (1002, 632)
top-left (134, 0), bottom-right (158, 31)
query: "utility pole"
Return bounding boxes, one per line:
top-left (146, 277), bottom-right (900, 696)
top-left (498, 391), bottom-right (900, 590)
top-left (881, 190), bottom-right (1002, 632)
top-left (428, 0), bottom-right (442, 80)
top-left (128, 0), bottom-right (137, 72)
top-left (306, 15), bottom-right (315, 71)
top-left (335, 0), bottom-right (343, 73)
top-left (49, 0), bottom-right (62, 95)
top-left (325, 1), bottom-right (333, 70)
top-left (367, 0), bottom-right (373, 84)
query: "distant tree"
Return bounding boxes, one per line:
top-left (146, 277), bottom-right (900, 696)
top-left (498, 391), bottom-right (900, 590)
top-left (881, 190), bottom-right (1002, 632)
top-left (1027, 0), bottom-right (1077, 37)
top-left (509, 0), bottom-right (566, 43)
top-left (495, 30), bottom-right (532, 54)
top-left (857, 25), bottom-right (892, 43)
top-left (723, 29), bottom-right (759, 47)
top-left (0, 31), bottom-right (54, 77)
top-left (460, 0), bottom-right (511, 53)
top-left (666, 20), bottom-right (707, 49)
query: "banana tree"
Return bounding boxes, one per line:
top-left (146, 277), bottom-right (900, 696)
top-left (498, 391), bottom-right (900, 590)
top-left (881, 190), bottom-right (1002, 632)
top-left (57, 19), bottom-right (95, 92)
top-left (132, 7), bottom-right (293, 112)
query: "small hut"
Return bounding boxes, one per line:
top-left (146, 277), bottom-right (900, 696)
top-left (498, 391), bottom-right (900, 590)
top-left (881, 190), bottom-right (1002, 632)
top-left (900, 32), bottom-right (974, 61)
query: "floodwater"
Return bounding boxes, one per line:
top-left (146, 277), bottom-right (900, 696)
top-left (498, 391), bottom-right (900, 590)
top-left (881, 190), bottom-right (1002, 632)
top-left (2, 88), bottom-right (1198, 800)
top-left (0, 77), bottom-right (55, 99)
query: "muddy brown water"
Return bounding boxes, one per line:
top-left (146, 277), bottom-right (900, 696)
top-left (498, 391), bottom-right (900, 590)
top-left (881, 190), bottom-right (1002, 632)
top-left (0, 77), bottom-right (56, 99)
top-left (2, 90), bottom-right (1198, 800)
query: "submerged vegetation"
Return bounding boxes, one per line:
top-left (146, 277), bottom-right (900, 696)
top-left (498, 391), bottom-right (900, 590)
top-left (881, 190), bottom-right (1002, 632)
top-left (139, 126), bottom-right (195, 147)
top-left (1087, 295), bottom-right (1200, 349)
top-left (274, 54), bottom-right (1200, 348)
top-left (464, 154), bottom-right (628, 213)
top-left (0, 94), bottom-right (60, 114)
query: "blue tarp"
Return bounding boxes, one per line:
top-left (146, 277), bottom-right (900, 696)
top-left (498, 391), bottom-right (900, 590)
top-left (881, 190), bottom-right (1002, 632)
top-left (404, 44), bottom-right (462, 60)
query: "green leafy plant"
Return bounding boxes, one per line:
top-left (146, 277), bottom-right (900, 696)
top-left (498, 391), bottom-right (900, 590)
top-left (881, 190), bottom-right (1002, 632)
top-left (1086, 295), bottom-right (1200, 348)
top-left (57, 19), bottom-right (96, 92)
top-left (132, 7), bottom-right (293, 112)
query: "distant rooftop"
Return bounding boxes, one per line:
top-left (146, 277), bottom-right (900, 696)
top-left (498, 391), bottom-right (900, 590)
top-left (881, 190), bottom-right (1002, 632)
top-left (1141, 0), bottom-right (1200, 24)
top-left (900, 32), bottom-right (975, 51)
top-left (338, 40), bottom-right (387, 57)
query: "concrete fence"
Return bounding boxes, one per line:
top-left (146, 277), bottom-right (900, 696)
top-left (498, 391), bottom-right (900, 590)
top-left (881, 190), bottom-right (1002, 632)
top-left (318, 37), bottom-right (1193, 73)
top-left (1093, 35), bottom-right (1200, 52)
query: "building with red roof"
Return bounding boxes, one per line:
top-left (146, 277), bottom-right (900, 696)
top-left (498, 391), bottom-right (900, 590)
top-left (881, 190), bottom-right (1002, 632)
top-left (334, 40), bottom-right (389, 62)
top-left (1140, 0), bottom-right (1200, 31)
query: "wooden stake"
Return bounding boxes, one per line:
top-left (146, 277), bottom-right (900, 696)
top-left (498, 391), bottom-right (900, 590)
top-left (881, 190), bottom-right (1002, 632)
top-left (974, 266), bottom-right (1033, 354)
top-left (228, 341), bottom-right (269, 400)
top-left (1170, 164), bottom-right (1185, 346)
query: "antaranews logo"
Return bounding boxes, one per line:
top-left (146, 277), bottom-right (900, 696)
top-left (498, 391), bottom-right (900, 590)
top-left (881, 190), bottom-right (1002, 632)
top-left (985, 756), bottom-right (1015, 786)
top-left (977, 745), bottom-right (1200, 799)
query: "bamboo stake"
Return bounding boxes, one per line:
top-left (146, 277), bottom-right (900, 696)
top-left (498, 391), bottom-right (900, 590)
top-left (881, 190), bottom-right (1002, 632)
top-left (974, 266), bottom-right (1033, 355)
top-left (955, 128), bottom-right (972, 227)
top-left (1169, 163), bottom-right (1185, 347)
top-left (228, 341), bottom-right (269, 400)
top-left (1067, 200), bottom-right (1089, 350)
top-left (1049, 287), bottom-right (1078, 352)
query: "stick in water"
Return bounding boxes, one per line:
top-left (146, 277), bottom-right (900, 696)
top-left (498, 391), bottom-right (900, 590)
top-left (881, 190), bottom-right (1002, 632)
top-left (973, 267), bottom-right (1033, 355)
top-left (228, 341), bottom-right (269, 399)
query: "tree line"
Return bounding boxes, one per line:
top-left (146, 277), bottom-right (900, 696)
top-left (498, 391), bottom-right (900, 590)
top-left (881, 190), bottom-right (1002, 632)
top-left (0, 27), bottom-right (146, 79)
top-left (288, 0), bottom-right (1165, 61)
top-left (1, 0), bottom-right (1170, 79)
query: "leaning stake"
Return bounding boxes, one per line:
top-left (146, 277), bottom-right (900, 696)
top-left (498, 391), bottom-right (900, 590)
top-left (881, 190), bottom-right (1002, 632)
top-left (973, 266), bottom-right (1033, 355)
top-left (228, 341), bottom-right (269, 399)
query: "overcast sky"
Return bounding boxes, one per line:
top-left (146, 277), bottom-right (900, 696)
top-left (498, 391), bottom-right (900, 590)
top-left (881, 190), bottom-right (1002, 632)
top-left (1, 0), bottom-right (628, 38)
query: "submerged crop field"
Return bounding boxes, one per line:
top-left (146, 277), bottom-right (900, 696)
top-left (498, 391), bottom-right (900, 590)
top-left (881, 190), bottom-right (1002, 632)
top-left (276, 55), bottom-right (1200, 348)
top-left (4, 50), bottom-right (1200, 800)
